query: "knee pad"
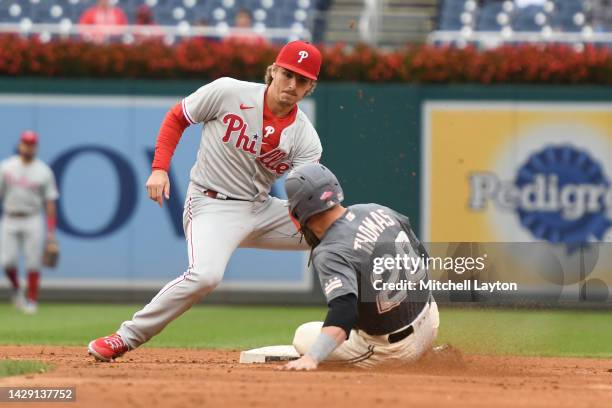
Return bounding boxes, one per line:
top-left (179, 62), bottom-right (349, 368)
top-left (292, 321), bottom-right (323, 354)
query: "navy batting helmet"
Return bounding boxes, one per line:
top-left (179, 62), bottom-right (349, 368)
top-left (285, 163), bottom-right (344, 226)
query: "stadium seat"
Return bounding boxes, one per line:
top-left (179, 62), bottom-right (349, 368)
top-left (439, 13), bottom-right (464, 30)
top-left (435, 0), bottom-right (607, 37)
top-left (512, 5), bottom-right (545, 31)
top-left (0, 0), bottom-right (314, 42)
top-left (444, 0), bottom-right (468, 14)
top-left (476, 2), bottom-right (504, 31)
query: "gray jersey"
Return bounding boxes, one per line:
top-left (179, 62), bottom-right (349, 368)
top-left (0, 156), bottom-right (59, 214)
top-left (182, 77), bottom-right (322, 201)
top-left (311, 203), bottom-right (430, 335)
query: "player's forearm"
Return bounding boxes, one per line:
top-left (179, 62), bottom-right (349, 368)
top-left (151, 103), bottom-right (191, 171)
top-left (322, 326), bottom-right (347, 344)
top-left (305, 294), bottom-right (358, 364)
top-left (305, 327), bottom-right (345, 364)
top-left (45, 201), bottom-right (57, 235)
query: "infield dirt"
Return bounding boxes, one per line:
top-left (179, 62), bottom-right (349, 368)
top-left (0, 345), bottom-right (611, 408)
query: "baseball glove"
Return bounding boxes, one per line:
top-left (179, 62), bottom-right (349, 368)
top-left (42, 238), bottom-right (60, 268)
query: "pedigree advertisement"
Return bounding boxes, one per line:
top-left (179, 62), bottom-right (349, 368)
top-left (422, 102), bottom-right (612, 302)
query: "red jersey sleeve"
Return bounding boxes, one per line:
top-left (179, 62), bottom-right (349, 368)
top-left (151, 102), bottom-right (191, 171)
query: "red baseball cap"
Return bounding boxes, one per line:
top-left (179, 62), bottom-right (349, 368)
top-left (275, 41), bottom-right (322, 81)
top-left (20, 130), bottom-right (39, 145)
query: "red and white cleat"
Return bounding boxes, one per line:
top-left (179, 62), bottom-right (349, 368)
top-left (88, 333), bottom-right (130, 362)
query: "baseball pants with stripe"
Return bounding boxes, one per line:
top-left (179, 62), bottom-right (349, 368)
top-left (292, 299), bottom-right (439, 368)
top-left (117, 182), bottom-right (308, 349)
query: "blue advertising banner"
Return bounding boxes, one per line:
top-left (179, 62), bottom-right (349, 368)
top-left (0, 95), bottom-right (315, 291)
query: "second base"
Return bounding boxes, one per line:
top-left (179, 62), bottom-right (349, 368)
top-left (239, 345), bottom-right (300, 364)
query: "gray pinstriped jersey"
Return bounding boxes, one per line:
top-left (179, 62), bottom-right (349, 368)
top-left (0, 156), bottom-right (59, 214)
top-left (182, 77), bottom-right (322, 201)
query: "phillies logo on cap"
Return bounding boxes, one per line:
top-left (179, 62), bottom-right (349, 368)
top-left (275, 40), bottom-right (322, 80)
top-left (297, 51), bottom-right (309, 63)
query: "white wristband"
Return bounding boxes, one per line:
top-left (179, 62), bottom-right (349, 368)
top-left (305, 332), bottom-right (338, 363)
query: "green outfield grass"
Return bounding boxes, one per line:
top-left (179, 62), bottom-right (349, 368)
top-left (0, 360), bottom-right (52, 378)
top-left (0, 304), bottom-right (611, 358)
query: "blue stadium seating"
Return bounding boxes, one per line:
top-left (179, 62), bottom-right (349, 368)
top-left (476, 2), bottom-right (504, 31)
top-left (439, 0), bottom-right (467, 30)
top-left (512, 5), bottom-right (544, 31)
top-left (556, 0), bottom-right (585, 32)
top-left (440, 16), bottom-right (463, 30)
top-left (0, 0), bottom-right (315, 41)
top-left (438, 0), bottom-right (600, 33)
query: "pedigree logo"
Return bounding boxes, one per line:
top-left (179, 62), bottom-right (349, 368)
top-left (469, 145), bottom-right (612, 247)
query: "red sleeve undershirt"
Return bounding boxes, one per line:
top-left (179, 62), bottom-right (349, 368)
top-left (151, 102), bottom-right (190, 171)
top-left (47, 214), bottom-right (56, 233)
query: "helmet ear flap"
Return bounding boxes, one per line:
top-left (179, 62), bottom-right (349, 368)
top-left (288, 210), bottom-right (302, 232)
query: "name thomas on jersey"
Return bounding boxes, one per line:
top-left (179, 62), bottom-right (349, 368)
top-left (352, 208), bottom-right (398, 254)
top-left (313, 204), bottom-right (430, 333)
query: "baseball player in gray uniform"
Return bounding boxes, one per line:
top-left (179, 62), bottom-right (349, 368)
top-left (1, 131), bottom-right (59, 314)
top-left (88, 40), bottom-right (323, 361)
top-left (281, 163), bottom-right (439, 370)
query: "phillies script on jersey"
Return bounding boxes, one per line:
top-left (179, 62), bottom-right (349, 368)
top-left (221, 113), bottom-right (291, 175)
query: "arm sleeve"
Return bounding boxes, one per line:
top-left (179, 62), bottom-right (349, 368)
top-left (43, 168), bottom-right (59, 201)
top-left (290, 120), bottom-right (322, 167)
top-left (313, 251), bottom-right (358, 302)
top-left (323, 293), bottom-right (358, 339)
top-left (182, 77), bottom-right (234, 125)
top-left (151, 102), bottom-right (190, 171)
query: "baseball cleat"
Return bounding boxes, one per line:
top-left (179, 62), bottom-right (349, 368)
top-left (88, 333), bottom-right (129, 362)
top-left (22, 300), bottom-right (38, 315)
top-left (11, 290), bottom-right (26, 311)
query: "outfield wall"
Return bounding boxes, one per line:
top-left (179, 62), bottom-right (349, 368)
top-left (0, 79), bottom-right (610, 305)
